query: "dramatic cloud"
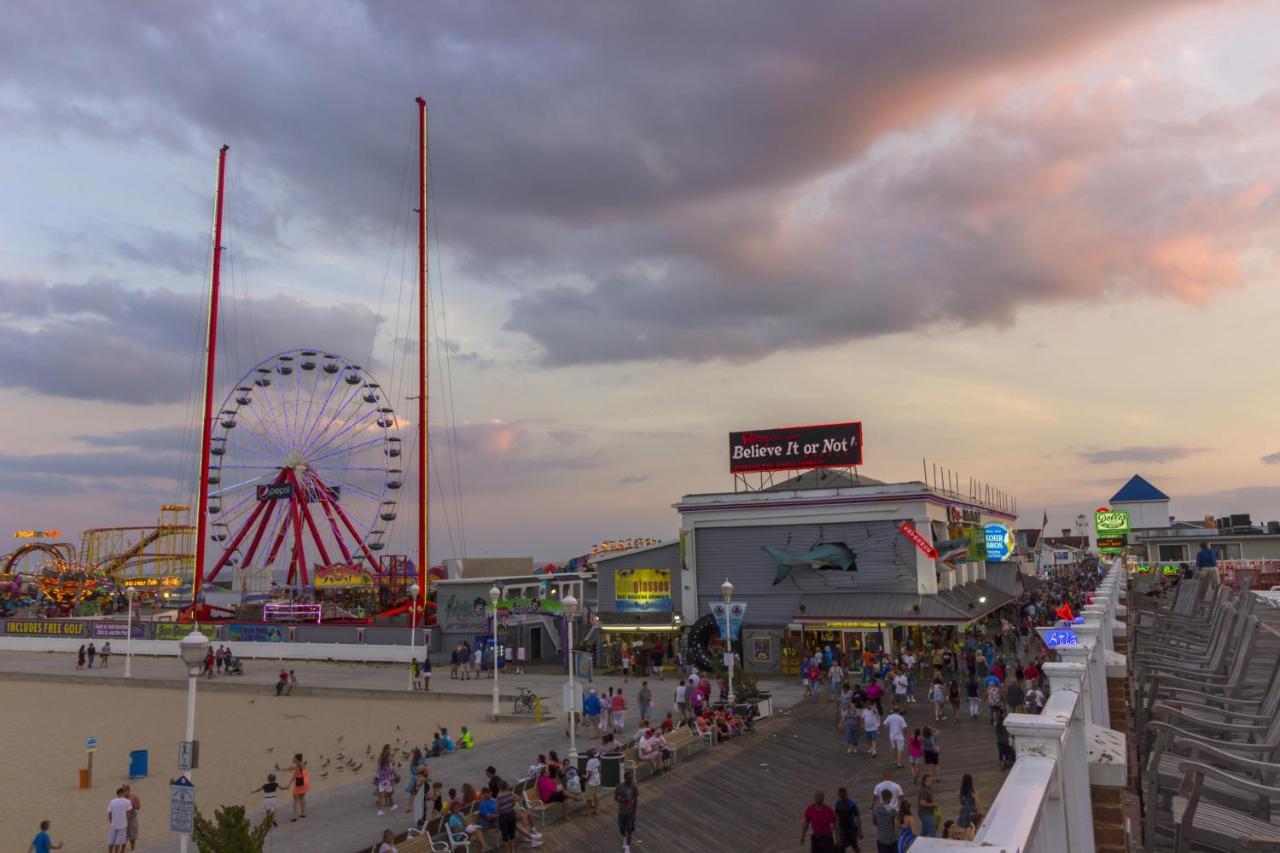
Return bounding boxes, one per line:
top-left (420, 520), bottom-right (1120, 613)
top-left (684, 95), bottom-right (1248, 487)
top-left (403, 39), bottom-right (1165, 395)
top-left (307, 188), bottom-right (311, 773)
top-left (1076, 445), bottom-right (1208, 465)
top-left (0, 278), bottom-right (384, 403)
top-left (3, 1), bottom-right (1244, 368)
top-left (74, 425), bottom-right (192, 454)
top-left (1262, 452), bottom-right (1280, 465)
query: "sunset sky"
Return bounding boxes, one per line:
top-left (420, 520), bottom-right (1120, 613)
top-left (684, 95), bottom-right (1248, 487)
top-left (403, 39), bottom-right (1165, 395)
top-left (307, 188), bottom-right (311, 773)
top-left (2, 2), bottom-right (1278, 563)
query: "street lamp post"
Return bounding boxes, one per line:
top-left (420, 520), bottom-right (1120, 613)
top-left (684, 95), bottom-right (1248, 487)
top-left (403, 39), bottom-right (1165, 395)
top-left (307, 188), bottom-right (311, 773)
top-left (408, 582), bottom-right (421, 690)
top-left (722, 579), bottom-right (736, 707)
top-left (562, 593), bottom-right (580, 763)
top-left (125, 587), bottom-right (136, 679)
top-left (489, 585), bottom-right (501, 721)
top-left (177, 630), bottom-right (210, 853)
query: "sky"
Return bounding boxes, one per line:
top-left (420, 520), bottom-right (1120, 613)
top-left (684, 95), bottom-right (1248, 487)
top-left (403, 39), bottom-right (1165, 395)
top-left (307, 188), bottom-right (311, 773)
top-left (1, 1), bottom-right (1279, 565)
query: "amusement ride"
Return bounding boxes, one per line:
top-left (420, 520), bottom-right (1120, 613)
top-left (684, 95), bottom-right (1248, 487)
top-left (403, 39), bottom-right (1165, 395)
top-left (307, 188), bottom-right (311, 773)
top-left (2, 99), bottom-right (446, 626)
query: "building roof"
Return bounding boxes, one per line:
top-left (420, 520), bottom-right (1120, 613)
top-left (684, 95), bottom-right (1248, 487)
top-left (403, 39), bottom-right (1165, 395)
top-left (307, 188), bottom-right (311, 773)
top-left (763, 469), bottom-right (886, 491)
top-left (590, 540), bottom-right (679, 564)
top-left (1111, 475), bottom-right (1169, 503)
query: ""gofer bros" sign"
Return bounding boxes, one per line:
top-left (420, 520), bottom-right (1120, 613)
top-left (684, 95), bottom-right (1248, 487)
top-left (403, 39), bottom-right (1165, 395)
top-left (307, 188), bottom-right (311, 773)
top-left (729, 422), bottom-right (863, 474)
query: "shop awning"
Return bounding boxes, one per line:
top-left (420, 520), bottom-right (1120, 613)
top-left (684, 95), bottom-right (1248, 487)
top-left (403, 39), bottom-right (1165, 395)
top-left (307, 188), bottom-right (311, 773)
top-left (595, 610), bottom-right (680, 631)
top-left (794, 592), bottom-right (969, 624)
top-left (984, 563), bottom-right (1026, 598)
top-left (937, 579), bottom-right (1013, 621)
top-left (794, 580), bottom-right (1015, 626)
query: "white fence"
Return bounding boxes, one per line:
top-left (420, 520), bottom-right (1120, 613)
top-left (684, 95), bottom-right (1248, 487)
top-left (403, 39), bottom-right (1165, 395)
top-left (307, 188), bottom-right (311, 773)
top-left (911, 561), bottom-right (1128, 853)
top-left (0, 635), bottom-right (420, 663)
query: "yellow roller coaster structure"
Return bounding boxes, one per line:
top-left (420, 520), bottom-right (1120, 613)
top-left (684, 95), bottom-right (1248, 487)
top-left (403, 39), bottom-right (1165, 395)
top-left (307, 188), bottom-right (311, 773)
top-left (80, 504), bottom-right (196, 581)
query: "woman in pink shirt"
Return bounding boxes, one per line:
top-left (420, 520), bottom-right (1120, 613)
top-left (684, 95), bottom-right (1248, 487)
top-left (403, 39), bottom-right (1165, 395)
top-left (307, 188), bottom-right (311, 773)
top-left (535, 767), bottom-right (578, 819)
top-left (908, 728), bottom-right (925, 783)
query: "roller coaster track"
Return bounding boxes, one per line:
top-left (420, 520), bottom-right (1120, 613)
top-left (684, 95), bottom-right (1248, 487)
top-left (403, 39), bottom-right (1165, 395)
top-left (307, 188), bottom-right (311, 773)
top-left (0, 541), bottom-right (76, 574)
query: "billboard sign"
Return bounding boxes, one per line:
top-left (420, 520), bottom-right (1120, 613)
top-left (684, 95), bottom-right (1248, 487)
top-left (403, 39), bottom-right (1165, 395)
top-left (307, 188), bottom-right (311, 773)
top-left (93, 622), bottom-right (146, 639)
top-left (13, 529), bottom-right (60, 539)
top-left (729, 421), bottom-right (863, 473)
top-left (227, 623), bottom-right (285, 643)
top-left (1094, 510), bottom-right (1130, 536)
top-left (984, 524), bottom-right (1014, 562)
top-left (5, 620), bottom-right (86, 636)
top-left (154, 623), bottom-right (216, 641)
top-left (614, 568), bottom-right (673, 613)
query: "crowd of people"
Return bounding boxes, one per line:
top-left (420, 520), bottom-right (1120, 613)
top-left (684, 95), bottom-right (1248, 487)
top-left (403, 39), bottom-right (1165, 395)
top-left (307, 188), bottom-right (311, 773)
top-left (799, 559), bottom-right (1105, 851)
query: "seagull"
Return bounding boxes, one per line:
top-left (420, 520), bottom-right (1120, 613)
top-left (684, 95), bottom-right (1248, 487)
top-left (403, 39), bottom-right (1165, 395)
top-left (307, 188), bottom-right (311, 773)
top-left (248, 699), bottom-right (255, 705)
top-left (352, 762), bottom-right (363, 771)
top-left (265, 747), bottom-right (274, 753)
top-left (320, 771), bottom-right (328, 778)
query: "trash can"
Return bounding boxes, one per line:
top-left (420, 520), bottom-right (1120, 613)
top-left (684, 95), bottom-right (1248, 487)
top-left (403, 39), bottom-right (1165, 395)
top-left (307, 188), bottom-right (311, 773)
top-left (599, 751), bottom-right (623, 788)
top-left (576, 754), bottom-right (590, 779)
top-left (78, 768), bottom-right (90, 789)
top-left (129, 750), bottom-right (149, 780)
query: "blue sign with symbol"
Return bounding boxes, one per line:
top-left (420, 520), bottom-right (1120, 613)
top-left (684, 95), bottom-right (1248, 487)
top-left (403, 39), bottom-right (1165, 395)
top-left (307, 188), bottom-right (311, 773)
top-left (1044, 629), bottom-right (1079, 648)
top-left (85, 736), bottom-right (98, 751)
top-left (984, 524), bottom-right (1013, 562)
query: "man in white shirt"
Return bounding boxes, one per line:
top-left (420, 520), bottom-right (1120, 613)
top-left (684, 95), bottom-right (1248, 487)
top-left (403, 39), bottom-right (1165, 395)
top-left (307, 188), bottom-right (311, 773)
top-left (884, 707), bottom-right (909, 768)
top-left (107, 787), bottom-right (134, 853)
top-left (584, 750), bottom-right (602, 815)
top-left (872, 769), bottom-right (905, 813)
top-left (861, 705), bottom-right (882, 758)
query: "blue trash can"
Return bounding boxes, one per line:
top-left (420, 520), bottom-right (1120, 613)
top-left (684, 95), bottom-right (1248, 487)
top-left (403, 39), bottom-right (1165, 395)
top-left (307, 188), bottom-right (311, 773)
top-left (128, 750), bottom-right (148, 780)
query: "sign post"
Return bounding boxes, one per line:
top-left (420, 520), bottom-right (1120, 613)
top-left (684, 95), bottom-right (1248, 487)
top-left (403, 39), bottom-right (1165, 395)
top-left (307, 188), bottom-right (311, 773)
top-left (178, 740), bottom-right (199, 772)
top-left (85, 736), bottom-right (97, 788)
top-left (169, 775), bottom-right (196, 834)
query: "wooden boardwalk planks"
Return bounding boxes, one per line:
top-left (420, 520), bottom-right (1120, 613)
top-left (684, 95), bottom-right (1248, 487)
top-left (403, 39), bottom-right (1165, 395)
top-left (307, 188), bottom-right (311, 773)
top-left (542, 694), bottom-right (1012, 852)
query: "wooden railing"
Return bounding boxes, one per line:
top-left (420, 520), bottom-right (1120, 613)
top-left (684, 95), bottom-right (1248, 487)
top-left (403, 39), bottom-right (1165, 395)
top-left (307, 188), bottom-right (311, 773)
top-left (910, 562), bottom-right (1126, 853)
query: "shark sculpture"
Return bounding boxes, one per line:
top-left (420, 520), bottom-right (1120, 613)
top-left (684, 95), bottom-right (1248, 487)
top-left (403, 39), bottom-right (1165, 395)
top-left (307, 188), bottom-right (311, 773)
top-left (764, 541), bottom-right (858, 586)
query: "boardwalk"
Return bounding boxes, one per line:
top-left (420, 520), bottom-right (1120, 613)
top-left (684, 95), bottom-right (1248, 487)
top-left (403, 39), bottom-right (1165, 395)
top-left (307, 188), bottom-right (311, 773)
top-left (544, 693), bottom-right (1011, 852)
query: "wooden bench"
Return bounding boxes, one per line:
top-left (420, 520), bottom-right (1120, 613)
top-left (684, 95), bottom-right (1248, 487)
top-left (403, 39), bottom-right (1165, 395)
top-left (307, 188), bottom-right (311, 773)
top-left (664, 726), bottom-right (696, 760)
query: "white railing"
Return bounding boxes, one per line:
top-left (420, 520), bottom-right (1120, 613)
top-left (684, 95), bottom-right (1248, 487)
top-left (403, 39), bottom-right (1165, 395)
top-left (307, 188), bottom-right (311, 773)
top-left (911, 561), bottom-right (1127, 853)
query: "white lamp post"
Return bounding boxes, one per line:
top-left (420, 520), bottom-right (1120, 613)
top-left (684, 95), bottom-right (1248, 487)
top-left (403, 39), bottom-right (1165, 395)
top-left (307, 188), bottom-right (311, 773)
top-left (125, 587), bottom-right (137, 678)
top-left (489, 585), bottom-right (501, 720)
top-left (722, 579), bottom-right (736, 707)
top-left (408, 582), bottom-right (421, 690)
top-left (177, 629), bottom-right (210, 853)
top-left (563, 593), bottom-right (580, 763)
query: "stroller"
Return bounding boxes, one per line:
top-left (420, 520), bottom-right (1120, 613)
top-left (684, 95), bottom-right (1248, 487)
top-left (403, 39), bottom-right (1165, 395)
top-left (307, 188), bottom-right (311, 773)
top-left (226, 655), bottom-right (244, 675)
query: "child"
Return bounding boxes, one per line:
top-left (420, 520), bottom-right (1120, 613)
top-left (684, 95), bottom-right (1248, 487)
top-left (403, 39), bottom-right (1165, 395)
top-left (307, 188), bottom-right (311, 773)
top-left (411, 659), bottom-right (422, 691)
top-left (458, 726), bottom-right (474, 749)
top-left (29, 819), bottom-right (63, 853)
top-left (250, 773), bottom-right (288, 826)
top-left (584, 749), bottom-right (602, 815)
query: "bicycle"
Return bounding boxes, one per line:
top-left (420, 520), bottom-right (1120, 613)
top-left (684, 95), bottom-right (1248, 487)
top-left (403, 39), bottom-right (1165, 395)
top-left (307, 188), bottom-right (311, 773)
top-left (512, 686), bottom-right (539, 715)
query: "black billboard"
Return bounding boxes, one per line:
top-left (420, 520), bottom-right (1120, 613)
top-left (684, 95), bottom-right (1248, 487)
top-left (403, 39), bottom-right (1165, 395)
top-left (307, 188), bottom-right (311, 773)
top-left (729, 422), bottom-right (863, 473)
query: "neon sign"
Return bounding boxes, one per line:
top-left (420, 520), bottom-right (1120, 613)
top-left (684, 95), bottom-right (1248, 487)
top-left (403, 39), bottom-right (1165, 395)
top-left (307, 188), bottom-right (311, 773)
top-left (13, 530), bottom-right (61, 539)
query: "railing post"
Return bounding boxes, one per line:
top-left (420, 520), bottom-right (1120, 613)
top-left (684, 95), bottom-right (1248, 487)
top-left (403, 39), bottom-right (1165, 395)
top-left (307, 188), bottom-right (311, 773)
top-left (1072, 621), bottom-right (1110, 728)
top-left (1055, 638), bottom-right (1095, 726)
top-left (1041, 661), bottom-right (1096, 853)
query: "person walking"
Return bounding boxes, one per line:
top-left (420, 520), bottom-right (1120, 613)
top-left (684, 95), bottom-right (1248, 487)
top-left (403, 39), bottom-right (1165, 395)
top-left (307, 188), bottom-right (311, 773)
top-left (610, 686), bottom-right (627, 733)
top-left (947, 680), bottom-right (961, 721)
top-left (840, 703), bottom-right (861, 754)
top-left (637, 681), bottom-right (652, 725)
top-left (77, 645), bottom-right (86, 670)
top-left (449, 645), bottom-right (459, 679)
top-left (621, 649), bottom-right (632, 682)
top-left (411, 658), bottom-right (422, 691)
top-left (907, 729), bottom-right (924, 783)
top-left (966, 675), bottom-right (980, 718)
top-left (289, 754), bottom-right (309, 821)
top-left (800, 790), bottom-right (839, 853)
top-left (614, 769), bottom-right (639, 853)
top-left (87, 642), bottom-right (97, 669)
top-left (871, 789), bottom-right (897, 853)
top-left (833, 787), bottom-right (861, 852)
top-left (917, 775), bottom-right (939, 838)
top-left (421, 656), bottom-right (431, 691)
top-left (861, 702), bottom-right (882, 758)
top-left (922, 727), bottom-right (940, 778)
top-left (896, 801), bottom-right (919, 851)
top-left (829, 660), bottom-right (846, 701)
top-left (929, 678), bottom-right (945, 722)
top-left (101, 642), bottom-right (111, 669)
top-left (884, 706), bottom-right (908, 768)
top-left (28, 819), bottom-right (62, 853)
top-left (957, 774), bottom-right (981, 830)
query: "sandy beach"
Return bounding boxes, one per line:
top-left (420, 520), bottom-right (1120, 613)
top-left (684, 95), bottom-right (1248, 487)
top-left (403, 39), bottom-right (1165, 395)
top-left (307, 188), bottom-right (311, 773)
top-left (3, 680), bottom-right (518, 851)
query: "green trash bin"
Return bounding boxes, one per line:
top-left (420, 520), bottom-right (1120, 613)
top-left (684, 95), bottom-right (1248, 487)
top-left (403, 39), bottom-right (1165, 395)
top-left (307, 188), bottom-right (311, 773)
top-left (599, 751), bottom-right (623, 788)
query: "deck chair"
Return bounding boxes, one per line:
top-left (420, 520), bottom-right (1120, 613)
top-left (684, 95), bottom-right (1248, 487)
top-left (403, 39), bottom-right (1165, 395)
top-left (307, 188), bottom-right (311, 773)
top-left (1137, 615), bottom-right (1262, 732)
top-left (1171, 751), bottom-right (1280, 852)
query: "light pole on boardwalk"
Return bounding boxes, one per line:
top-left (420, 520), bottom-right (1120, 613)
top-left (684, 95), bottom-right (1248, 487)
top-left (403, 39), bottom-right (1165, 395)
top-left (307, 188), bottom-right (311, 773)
top-left (125, 587), bottom-right (136, 679)
top-left (408, 582), bottom-right (421, 690)
top-left (177, 630), bottom-right (210, 853)
top-left (489, 584), bottom-right (501, 721)
top-left (722, 579), bottom-right (736, 706)
top-left (563, 593), bottom-right (580, 763)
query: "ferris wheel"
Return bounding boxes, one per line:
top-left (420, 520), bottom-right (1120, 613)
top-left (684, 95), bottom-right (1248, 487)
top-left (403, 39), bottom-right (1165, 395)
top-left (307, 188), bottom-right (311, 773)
top-left (201, 349), bottom-right (402, 587)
